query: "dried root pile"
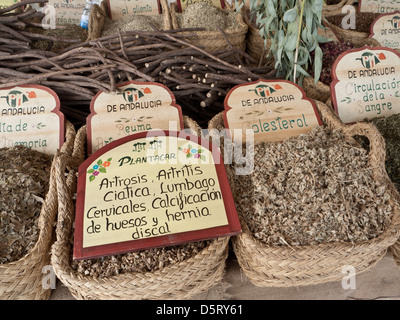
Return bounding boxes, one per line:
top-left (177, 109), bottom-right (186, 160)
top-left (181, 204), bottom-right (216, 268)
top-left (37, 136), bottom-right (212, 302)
top-left (0, 0), bottom-right (275, 128)
top-left (234, 127), bottom-right (393, 246)
top-left (0, 146), bottom-right (52, 264)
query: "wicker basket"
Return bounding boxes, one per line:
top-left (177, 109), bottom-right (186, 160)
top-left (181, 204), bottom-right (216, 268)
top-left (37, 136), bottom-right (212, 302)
top-left (168, 1), bottom-right (248, 53)
top-left (208, 101), bottom-right (400, 287)
top-left (0, 121), bottom-right (76, 300)
top-left (242, 12), bottom-right (273, 67)
top-left (322, 0), bottom-right (357, 17)
top-left (51, 116), bottom-right (230, 300)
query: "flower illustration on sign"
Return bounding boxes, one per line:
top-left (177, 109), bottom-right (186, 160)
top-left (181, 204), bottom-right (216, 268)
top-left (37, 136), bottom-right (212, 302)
top-left (117, 87), bottom-right (152, 102)
top-left (179, 145), bottom-right (206, 161)
top-left (87, 158), bottom-right (112, 182)
top-left (248, 84), bottom-right (283, 97)
top-left (0, 90), bottom-right (37, 107)
top-left (356, 52), bottom-right (386, 69)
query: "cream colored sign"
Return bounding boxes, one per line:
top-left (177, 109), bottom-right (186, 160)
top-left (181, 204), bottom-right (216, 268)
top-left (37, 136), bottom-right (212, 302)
top-left (359, 0), bottom-right (400, 13)
top-left (0, 85), bottom-right (64, 155)
top-left (224, 80), bottom-right (322, 143)
top-left (47, 0), bottom-right (86, 25)
top-left (331, 47), bottom-right (400, 123)
top-left (88, 81), bottom-right (183, 154)
top-left (82, 135), bottom-right (228, 248)
top-left (107, 0), bottom-right (160, 20)
top-left (371, 12), bottom-right (400, 52)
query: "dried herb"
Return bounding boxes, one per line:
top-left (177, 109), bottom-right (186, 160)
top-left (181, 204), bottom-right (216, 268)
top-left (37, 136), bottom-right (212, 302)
top-left (308, 40), bottom-right (355, 85)
top-left (233, 127), bottom-right (393, 246)
top-left (177, 2), bottom-right (238, 31)
top-left (367, 114), bottom-right (400, 191)
top-left (0, 145), bottom-right (52, 264)
top-left (101, 15), bottom-right (162, 35)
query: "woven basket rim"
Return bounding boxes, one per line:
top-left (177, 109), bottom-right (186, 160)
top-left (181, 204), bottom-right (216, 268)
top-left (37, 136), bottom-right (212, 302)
top-left (51, 116), bottom-right (230, 299)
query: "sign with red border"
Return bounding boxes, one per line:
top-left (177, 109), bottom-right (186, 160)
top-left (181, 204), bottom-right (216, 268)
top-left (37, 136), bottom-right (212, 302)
top-left (370, 11), bottom-right (400, 52)
top-left (359, 0), bottom-right (400, 13)
top-left (223, 79), bottom-right (322, 143)
top-left (73, 130), bottom-right (240, 260)
top-left (107, 0), bottom-right (161, 20)
top-left (87, 80), bottom-right (184, 155)
top-left (330, 46), bottom-right (400, 124)
top-left (176, 0), bottom-right (225, 12)
top-left (0, 84), bottom-right (65, 155)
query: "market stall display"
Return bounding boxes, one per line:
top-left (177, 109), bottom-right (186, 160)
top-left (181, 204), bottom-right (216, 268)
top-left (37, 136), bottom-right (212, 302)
top-left (1, 0), bottom-right (400, 300)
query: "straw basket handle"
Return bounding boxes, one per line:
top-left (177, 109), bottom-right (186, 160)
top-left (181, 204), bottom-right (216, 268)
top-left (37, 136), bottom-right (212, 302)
top-left (343, 122), bottom-right (387, 183)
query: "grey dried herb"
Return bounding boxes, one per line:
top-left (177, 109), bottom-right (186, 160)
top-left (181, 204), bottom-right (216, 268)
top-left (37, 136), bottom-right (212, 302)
top-left (71, 240), bottom-right (211, 278)
top-left (367, 113), bottom-right (400, 191)
top-left (233, 127), bottom-right (393, 246)
top-left (0, 145), bottom-right (52, 264)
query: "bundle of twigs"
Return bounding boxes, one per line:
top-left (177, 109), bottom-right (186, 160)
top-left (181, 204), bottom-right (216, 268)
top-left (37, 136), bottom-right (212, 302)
top-left (0, 0), bottom-right (276, 127)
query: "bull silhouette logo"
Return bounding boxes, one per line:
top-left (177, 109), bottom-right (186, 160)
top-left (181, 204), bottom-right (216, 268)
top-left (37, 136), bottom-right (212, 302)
top-left (389, 16), bottom-right (400, 28)
top-left (248, 84), bottom-right (283, 97)
top-left (1, 90), bottom-right (37, 107)
top-left (118, 87), bottom-right (152, 102)
top-left (356, 52), bottom-right (386, 69)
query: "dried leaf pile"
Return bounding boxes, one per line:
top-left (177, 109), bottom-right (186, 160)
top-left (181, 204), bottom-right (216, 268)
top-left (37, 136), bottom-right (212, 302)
top-left (367, 114), bottom-right (400, 192)
top-left (71, 240), bottom-right (211, 278)
top-left (0, 146), bottom-right (52, 264)
top-left (233, 127), bottom-right (393, 246)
